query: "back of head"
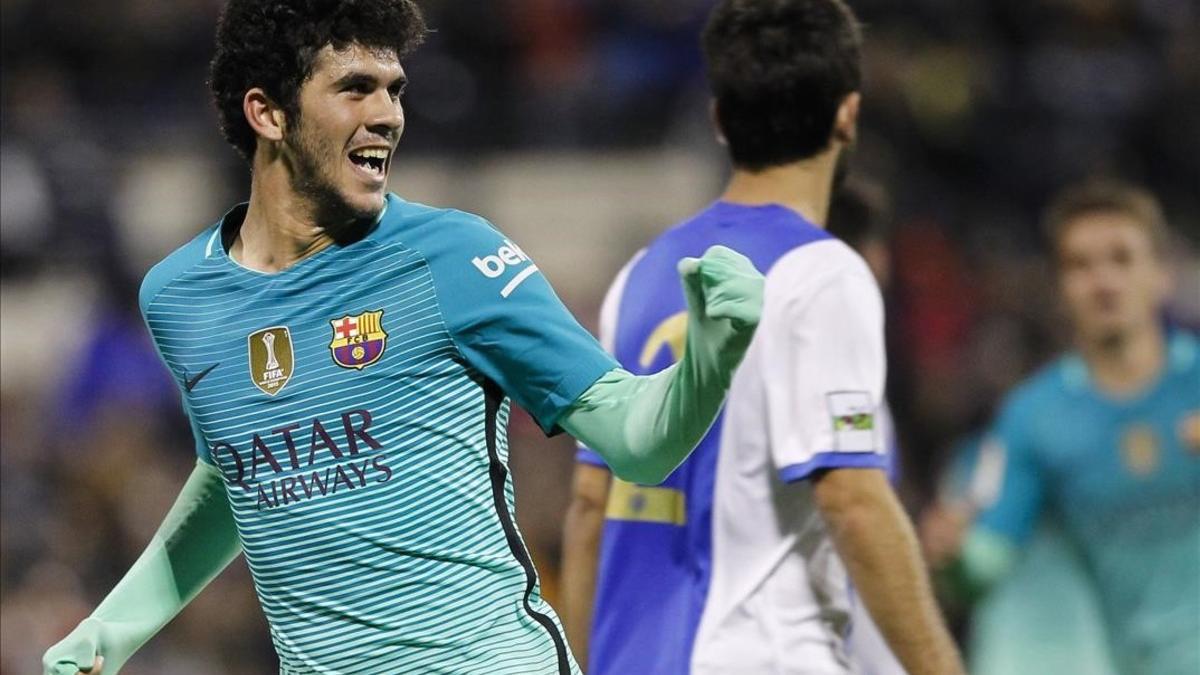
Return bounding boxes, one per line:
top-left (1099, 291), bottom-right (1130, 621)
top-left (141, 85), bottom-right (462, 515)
top-left (702, 0), bottom-right (862, 172)
top-left (208, 0), bottom-right (427, 162)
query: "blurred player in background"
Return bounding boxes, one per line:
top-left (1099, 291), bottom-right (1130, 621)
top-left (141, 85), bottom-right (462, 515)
top-left (926, 434), bottom-right (1118, 675)
top-left (41, 1), bottom-right (766, 673)
top-left (922, 180), bottom-right (1200, 675)
top-left (560, 2), bottom-right (961, 674)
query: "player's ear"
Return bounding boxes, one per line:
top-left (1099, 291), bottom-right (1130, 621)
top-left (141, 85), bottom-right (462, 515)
top-left (244, 87), bottom-right (286, 145)
top-left (832, 92), bottom-right (861, 145)
top-left (709, 98), bottom-right (728, 147)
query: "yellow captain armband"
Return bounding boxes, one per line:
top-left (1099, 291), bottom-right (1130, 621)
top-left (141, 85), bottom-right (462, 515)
top-left (606, 479), bottom-right (687, 525)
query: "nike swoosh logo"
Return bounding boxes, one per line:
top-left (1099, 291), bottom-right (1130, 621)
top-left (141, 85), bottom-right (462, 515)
top-left (183, 363), bottom-right (220, 393)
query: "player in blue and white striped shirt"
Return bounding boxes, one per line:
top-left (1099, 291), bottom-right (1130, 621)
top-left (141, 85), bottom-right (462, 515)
top-left (41, 2), bottom-right (765, 674)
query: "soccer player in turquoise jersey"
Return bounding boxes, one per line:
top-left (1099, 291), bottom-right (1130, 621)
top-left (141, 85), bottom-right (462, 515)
top-left (41, 2), bottom-right (765, 674)
top-left (930, 436), bottom-right (1118, 675)
top-left (924, 180), bottom-right (1200, 674)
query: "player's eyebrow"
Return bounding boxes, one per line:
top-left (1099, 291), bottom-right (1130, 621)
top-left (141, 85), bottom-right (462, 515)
top-left (333, 72), bottom-right (378, 90)
top-left (332, 72), bottom-right (407, 91)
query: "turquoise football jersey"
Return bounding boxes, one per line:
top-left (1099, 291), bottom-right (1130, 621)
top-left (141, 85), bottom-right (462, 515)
top-left (138, 194), bottom-right (617, 674)
top-left (947, 438), bottom-right (1118, 675)
top-left (976, 330), bottom-right (1200, 675)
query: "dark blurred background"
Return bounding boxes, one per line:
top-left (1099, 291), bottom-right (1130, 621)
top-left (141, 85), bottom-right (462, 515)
top-left (2, 0), bottom-right (1198, 672)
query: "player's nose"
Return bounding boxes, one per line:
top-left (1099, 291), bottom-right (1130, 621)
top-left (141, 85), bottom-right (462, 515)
top-left (364, 91), bottom-right (404, 138)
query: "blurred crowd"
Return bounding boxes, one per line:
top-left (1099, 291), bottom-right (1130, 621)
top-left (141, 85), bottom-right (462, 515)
top-left (2, 0), bottom-right (1198, 672)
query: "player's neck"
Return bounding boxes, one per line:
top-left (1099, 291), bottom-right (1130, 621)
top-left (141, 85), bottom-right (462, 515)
top-left (720, 151), bottom-right (838, 227)
top-left (1079, 322), bottom-right (1166, 397)
top-left (233, 172), bottom-right (338, 274)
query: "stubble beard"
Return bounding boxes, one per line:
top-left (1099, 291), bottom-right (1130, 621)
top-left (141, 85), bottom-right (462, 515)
top-left (284, 118), bottom-right (379, 232)
top-left (1082, 310), bottom-right (1138, 355)
top-left (832, 140), bottom-right (855, 194)
top-left (1093, 328), bottom-right (1128, 352)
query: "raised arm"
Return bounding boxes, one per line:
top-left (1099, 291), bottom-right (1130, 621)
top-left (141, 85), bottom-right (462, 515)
top-left (42, 460), bottom-right (241, 675)
top-left (560, 246), bottom-right (763, 484)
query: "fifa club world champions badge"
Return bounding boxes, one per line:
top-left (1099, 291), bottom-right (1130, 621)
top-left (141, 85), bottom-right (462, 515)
top-left (248, 326), bottom-right (294, 396)
top-left (329, 310), bottom-right (388, 370)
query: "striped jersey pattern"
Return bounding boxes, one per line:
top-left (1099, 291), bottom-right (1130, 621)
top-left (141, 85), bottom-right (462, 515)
top-left (139, 194), bottom-right (615, 673)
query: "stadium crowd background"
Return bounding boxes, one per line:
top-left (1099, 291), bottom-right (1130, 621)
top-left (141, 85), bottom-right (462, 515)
top-left (1, 0), bottom-right (1198, 672)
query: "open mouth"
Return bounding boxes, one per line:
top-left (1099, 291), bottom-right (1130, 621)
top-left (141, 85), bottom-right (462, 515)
top-left (348, 147), bottom-right (389, 181)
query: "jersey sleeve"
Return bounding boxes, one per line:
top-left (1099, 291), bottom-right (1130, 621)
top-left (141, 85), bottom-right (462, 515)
top-left (429, 214), bottom-right (619, 435)
top-left (973, 391), bottom-right (1046, 545)
top-left (764, 251), bottom-right (889, 482)
top-left (575, 447), bottom-right (609, 467)
top-left (139, 257), bottom-right (214, 464)
top-left (574, 253), bottom-right (642, 468)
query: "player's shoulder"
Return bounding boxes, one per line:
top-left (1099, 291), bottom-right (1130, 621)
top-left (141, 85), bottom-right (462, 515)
top-left (376, 193), bottom-right (506, 252)
top-left (1166, 328), bottom-right (1200, 377)
top-left (770, 236), bottom-right (868, 284)
top-left (376, 194), bottom-right (547, 306)
top-left (999, 356), bottom-right (1083, 426)
top-left (765, 237), bottom-right (876, 312)
top-left (139, 221), bottom-right (223, 316)
top-left (647, 202), bottom-right (832, 264)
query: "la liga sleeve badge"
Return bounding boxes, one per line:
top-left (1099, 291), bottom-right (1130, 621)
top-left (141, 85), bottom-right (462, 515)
top-left (827, 391), bottom-right (877, 453)
top-left (329, 310), bottom-right (388, 370)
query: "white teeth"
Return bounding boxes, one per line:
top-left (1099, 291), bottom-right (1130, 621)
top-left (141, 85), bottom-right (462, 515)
top-left (349, 148), bottom-right (387, 177)
top-left (352, 148), bottom-right (388, 159)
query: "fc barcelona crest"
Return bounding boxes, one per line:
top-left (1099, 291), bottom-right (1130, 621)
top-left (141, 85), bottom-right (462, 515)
top-left (329, 310), bottom-right (388, 370)
top-left (1121, 424), bottom-right (1159, 477)
top-left (248, 326), bottom-right (294, 396)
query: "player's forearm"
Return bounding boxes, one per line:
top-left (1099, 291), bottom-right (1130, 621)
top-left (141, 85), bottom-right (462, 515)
top-left (560, 359), bottom-right (728, 484)
top-left (816, 471), bottom-right (963, 675)
top-left (94, 460), bottom-right (241, 640)
top-left (44, 460), bottom-right (241, 674)
top-left (559, 469), bottom-right (609, 665)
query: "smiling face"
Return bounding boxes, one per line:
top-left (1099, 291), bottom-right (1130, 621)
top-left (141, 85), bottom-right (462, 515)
top-left (282, 43), bottom-right (407, 221)
top-left (1057, 211), bottom-right (1170, 346)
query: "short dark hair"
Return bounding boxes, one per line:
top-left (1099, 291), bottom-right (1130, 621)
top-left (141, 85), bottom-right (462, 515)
top-left (209, 0), bottom-right (426, 161)
top-left (702, 0), bottom-right (862, 171)
top-left (1043, 179), bottom-right (1169, 258)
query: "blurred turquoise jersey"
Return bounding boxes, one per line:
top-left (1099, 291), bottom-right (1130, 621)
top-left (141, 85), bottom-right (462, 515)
top-left (976, 330), bottom-right (1200, 675)
top-left (947, 437), bottom-right (1117, 675)
top-left (139, 194), bottom-right (617, 674)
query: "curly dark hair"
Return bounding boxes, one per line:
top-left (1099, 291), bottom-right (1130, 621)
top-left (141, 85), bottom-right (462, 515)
top-left (702, 0), bottom-right (862, 171)
top-left (209, 0), bottom-right (427, 161)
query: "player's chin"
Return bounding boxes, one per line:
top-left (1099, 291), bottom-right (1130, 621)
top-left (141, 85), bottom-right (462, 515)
top-left (1083, 319), bottom-right (1131, 345)
top-left (339, 178), bottom-right (388, 218)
